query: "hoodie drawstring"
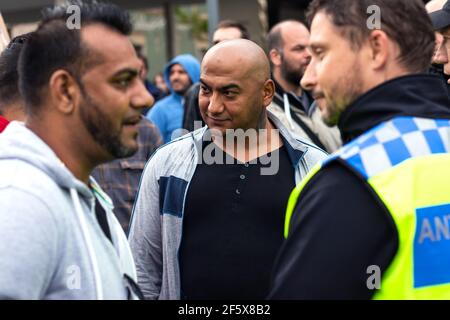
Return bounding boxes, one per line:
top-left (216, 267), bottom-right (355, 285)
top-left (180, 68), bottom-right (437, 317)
top-left (283, 93), bottom-right (295, 130)
top-left (70, 188), bottom-right (104, 300)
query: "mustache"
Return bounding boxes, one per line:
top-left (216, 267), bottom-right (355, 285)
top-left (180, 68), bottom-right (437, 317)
top-left (122, 114), bottom-right (142, 125)
top-left (312, 92), bottom-right (325, 100)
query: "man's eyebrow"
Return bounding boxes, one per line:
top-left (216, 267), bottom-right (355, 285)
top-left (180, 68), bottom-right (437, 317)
top-left (308, 43), bottom-right (323, 50)
top-left (292, 43), bottom-right (307, 49)
top-left (307, 42), bottom-right (326, 52)
top-left (221, 84), bottom-right (240, 91)
top-left (112, 68), bottom-right (139, 78)
top-left (200, 79), bottom-right (241, 91)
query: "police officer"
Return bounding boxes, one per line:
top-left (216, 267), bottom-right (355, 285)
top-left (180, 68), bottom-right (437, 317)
top-left (269, 0), bottom-right (450, 299)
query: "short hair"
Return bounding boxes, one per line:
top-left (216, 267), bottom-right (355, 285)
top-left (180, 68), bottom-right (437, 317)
top-left (266, 25), bottom-right (283, 52)
top-left (133, 43), bottom-right (149, 71)
top-left (18, 0), bottom-right (133, 113)
top-left (216, 20), bottom-right (250, 40)
top-left (0, 33), bottom-right (32, 115)
top-left (266, 20), bottom-right (306, 52)
top-left (306, 0), bottom-right (435, 73)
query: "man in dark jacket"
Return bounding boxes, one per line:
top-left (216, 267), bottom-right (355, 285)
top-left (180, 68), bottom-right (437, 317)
top-left (269, 0), bottom-right (450, 299)
top-left (266, 20), bottom-right (341, 152)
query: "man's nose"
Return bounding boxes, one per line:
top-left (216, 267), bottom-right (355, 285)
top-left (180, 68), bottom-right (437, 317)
top-left (207, 92), bottom-right (224, 114)
top-left (171, 72), bottom-right (181, 81)
top-left (301, 62), bottom-right (317, 91)
top-left (304, 50), bottom-right (312, 63)
top-left (132, 79), bottom-right (155, 110)
top-left (433, 36), bottom-right (449, 65)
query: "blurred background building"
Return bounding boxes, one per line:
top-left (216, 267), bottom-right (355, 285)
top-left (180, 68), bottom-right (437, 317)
top-left (0, 0), bottom-right (429, 80)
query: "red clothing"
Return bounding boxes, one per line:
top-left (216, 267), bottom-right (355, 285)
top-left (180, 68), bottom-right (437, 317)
top-left (0, 116), bottom-right (9, 133)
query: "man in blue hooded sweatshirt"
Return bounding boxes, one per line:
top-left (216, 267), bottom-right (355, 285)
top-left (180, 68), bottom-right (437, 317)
top-left (146, 54), bottom-right (200, 143)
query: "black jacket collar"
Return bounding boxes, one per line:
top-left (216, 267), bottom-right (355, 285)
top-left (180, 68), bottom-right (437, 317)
top-left (338, 74), bottom-right (450, 143)
top-left (272, 77), bottom-right (313, 113)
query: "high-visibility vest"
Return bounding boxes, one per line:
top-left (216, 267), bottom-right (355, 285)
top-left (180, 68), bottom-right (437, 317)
top-left (285, 117), bottom-right (450, 299)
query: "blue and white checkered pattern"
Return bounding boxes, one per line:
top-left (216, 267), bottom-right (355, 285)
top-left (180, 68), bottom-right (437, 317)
top-left (325, 117), bottom-right (450, 179)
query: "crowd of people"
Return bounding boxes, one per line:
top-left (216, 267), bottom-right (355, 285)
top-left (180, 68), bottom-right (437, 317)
top-left (0, 0), bottom-right (449, 300)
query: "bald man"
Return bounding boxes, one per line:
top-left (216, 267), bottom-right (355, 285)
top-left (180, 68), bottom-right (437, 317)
top-left (182, 20), bottom-right (250, 132)
top-left (129, 39), bottom-right (327, 300)
top-left (267, 20), bottom-right (342, 153)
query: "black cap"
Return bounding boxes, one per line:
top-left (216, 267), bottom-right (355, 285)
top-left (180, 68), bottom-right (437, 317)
top-left (430, 0), bottom-right (450, 30)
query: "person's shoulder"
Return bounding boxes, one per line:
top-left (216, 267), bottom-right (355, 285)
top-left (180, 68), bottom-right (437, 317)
top-left (0, 159), bottom-right (76, 224)
top-left (138, 117), bottom-right (162, 138)
top-left (145, 129), bottom-right (198, 168)
top-left (153, 94), bottom-right (177, 108)
top-left (0, 159), bottom-right (61, 197)
top-left (0, 161), bottom-right (65, 230)
top-left (148, 94), bottom-right (180, 117)
top-left (267, 101), bottom-right (284, 118)
top-left (295, 139), bottom-right (328, 165)
top-left (302, 139), bottom-right (328, 155)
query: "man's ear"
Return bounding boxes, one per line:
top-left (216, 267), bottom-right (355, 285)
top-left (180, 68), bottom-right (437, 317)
top-left (269, 48), bottom-right (282, 67)
top-left (48, 70), bottom-right (81, 114)
top-left (366, 30), bottom-right (390, 71)
top-left (262, 79), bottom-right (275, 108)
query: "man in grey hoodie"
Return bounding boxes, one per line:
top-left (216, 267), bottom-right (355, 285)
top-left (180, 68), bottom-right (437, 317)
top-left (0, 1), bottom-right (153, 299)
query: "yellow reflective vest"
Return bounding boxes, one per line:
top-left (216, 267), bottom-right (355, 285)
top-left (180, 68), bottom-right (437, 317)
top-left (285, 117), bottom-right (450, 299)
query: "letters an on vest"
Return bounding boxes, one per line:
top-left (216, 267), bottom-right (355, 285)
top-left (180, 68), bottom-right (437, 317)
top-left (414, 204), bottom-right (450, 288)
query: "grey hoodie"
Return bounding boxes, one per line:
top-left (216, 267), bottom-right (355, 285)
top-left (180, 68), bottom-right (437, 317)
top-left (0, 122), bottom-right (137, 299)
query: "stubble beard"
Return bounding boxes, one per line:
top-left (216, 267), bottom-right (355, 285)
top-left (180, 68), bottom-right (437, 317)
top-left (322, 64), bottom-right (364, 127)
top-left (79, 88), bottom-right (138, 160)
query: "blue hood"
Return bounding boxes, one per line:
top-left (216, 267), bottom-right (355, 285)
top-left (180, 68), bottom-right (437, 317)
top-left (163, 54), bottom-right (200, 93)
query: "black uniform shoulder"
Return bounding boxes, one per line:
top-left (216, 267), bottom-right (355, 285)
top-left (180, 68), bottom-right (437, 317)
top-left (269, 160), bottom-right (398, 299)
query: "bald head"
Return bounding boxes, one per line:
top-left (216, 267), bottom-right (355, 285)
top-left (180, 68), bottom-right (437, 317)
top-left (267, 20), bottom-right (309, 52)
top-left (426, 0), bottom-right (447, 13)
top-left (199, 39), bottom-right (275, 133)
top-left (202, 39), bottom-right (270, 82)
top-left (267, 20), bottom-right (311, 93)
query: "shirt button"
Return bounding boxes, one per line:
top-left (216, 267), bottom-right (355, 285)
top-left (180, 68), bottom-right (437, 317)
top-left (244, 163), bottom-right (249, 167)
top-left (240, 175), bottom-right (246, 180)
top-left (236, 189), bottom-right (241, 195)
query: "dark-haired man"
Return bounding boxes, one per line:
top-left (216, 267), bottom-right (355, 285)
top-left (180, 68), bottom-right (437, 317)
top-left (0, 1), bottom-right (152, 299)
top-left (212, 20), bottom-right (250, 45)
top-left (0, 34), bottom-right (30, 132)
top-left (270, 0), bottom-right (450, 299)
